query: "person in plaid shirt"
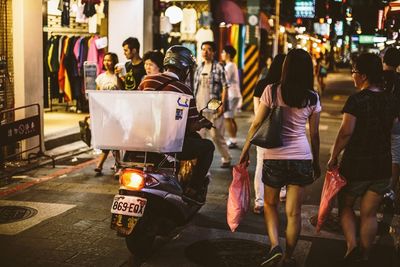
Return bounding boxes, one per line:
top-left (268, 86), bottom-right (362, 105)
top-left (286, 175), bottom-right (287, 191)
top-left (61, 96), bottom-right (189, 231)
top-left (194, 41), bottom-right (232, 168)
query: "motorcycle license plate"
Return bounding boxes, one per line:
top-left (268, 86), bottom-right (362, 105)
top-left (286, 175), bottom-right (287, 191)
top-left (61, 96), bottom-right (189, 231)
top-left (110, 195), bottom-right (147, 217)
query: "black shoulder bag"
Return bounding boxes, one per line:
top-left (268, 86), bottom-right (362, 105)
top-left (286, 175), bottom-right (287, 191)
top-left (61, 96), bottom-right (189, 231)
top-left (250, 83), bottom-right (283, 149)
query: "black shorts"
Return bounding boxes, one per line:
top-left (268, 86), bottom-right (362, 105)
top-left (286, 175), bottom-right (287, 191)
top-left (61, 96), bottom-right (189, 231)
top-left (262, 160), bottom-right (314, 188)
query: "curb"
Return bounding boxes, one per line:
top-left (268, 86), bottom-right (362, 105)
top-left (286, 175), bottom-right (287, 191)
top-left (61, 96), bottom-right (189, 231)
top-left (0, 146), bottom-right (93, 184)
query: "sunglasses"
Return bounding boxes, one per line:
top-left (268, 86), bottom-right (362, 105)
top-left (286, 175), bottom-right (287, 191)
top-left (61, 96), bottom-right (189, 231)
top-left (351, 70), bottom-right (360, 74)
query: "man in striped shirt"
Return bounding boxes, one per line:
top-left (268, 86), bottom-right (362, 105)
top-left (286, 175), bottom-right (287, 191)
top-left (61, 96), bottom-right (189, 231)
top-left (138, 46), bottom-right (215, 205)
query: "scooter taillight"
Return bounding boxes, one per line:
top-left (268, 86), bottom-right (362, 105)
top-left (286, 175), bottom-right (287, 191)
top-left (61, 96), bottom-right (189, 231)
top-left (120, 169), bottom-right (146, 191)
top-left (119, 169), bottom-right (159, 190)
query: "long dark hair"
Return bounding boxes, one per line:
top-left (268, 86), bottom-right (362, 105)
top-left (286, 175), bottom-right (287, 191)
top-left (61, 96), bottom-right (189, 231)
top-left (265, 54), bottom-right (286, 84)
top-left (281, 49), bottom-right (316, 108)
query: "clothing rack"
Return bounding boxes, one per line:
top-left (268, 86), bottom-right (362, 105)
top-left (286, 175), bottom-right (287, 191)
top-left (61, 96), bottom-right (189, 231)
top-left (43, 26), bottom-right (93, 36)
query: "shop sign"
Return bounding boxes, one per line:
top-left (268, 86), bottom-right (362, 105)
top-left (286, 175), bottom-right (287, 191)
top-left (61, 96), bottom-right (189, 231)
top-left (246, 0), bottom-right (259, 45)
top-left (295, 0), bottom-right (315, 19)
top-left (359, 35), bottom-right (387, 44)
top-left (0, 115), bottom-right (40, 146)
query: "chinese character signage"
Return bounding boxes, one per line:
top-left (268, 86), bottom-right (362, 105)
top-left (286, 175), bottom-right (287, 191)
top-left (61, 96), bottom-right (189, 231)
top-left (295, 0), bottom-right (315, 19)
top-left (0, 115), bottom-right (40, 146)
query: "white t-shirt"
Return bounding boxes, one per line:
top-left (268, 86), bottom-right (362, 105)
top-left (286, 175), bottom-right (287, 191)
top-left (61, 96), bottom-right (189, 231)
top-left (260, 84), bottom-right (321, 160)
top-left (225, 62), bottom-right (241, 99)
top-left (160, 14), bottom-right (172, 34)
top-left (95, 72), bottom-right (119, 90)
top-left (195, 28), bottom-right (214, 62)
top-left (180, 8), bottom-right (197, 34)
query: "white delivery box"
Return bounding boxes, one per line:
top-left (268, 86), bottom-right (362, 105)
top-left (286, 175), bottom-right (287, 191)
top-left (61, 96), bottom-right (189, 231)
top-left (88, 90), bottom-right (192, 152)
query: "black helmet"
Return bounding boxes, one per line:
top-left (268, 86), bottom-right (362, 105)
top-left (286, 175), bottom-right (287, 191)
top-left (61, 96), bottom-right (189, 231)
top-left (163, 45), bottom-right (196, 71)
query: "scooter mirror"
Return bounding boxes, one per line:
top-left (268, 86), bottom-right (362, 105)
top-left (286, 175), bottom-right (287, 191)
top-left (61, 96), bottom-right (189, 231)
top-left (206, 99), bottom-right (222, 111)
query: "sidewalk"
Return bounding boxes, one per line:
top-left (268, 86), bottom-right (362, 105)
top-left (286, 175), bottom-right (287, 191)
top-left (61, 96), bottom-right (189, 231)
top-left (0, 112), bottom-right (91, 182)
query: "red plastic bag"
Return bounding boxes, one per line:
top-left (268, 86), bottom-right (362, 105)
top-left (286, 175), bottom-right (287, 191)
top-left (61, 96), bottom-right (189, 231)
top-left (227, 163), bottom-right (250, 232)
top-left (316, 168), bottom-right (347, 233)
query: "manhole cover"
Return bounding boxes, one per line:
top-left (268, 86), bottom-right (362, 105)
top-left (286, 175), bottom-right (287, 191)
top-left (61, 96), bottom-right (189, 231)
top-left (185, 238), bottom-right (268, 267)
top-left (0, 206), bottom-right (38, 224)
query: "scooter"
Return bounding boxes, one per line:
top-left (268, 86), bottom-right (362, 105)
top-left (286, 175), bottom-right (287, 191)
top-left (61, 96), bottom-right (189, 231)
top-left (109, 98), bottom-right (221, 260)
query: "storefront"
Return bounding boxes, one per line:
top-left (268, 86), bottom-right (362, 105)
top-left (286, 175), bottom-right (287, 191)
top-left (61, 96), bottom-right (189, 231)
top-left (43, 0), bottom-right (109, 113)
top-left (2, 0), bottom-right (152, 161)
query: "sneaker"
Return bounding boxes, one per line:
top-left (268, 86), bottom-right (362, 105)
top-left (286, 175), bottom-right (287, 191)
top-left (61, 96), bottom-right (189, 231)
top-left (228, 142), bottom-right (238, 149)
top-left (253, 205), bottom-right (263, 215)
top-left (343, 247), bottom-right (362, 266)
top-left (220, 161), bottom-right (231, 169)
top-left (261, 246), bottom-right (283, 267)
top-left (280, 186), bottom-right (287, 202)
top-left (94, 167), bottom-right (103, 176)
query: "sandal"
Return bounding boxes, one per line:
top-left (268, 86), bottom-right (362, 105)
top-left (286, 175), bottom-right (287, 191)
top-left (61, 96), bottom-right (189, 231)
top-left (94, 167), bottom-right (102, 174)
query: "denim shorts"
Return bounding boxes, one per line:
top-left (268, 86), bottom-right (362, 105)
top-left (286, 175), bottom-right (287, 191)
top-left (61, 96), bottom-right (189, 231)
top-left (339, 179), bottom-right (391, 197)
top-left (262, 159), bottom-right (314, 188)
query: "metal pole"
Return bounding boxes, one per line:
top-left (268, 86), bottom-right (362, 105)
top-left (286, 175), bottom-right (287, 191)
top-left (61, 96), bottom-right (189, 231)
top-left (273, 0), bottom-right (280, 57)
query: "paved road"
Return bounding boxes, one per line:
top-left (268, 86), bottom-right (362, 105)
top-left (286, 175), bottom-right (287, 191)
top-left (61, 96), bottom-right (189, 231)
top-left (0, 70), bottom-right (398, 267)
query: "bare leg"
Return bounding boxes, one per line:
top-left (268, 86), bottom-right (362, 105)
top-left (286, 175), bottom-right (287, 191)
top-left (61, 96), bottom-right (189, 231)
top-left (359, 190), bottom-right (382, 259)
top-left (284, 185), bottom-right (305, 260)
top-left (264, 185), bottom-right (281, 249)
top-left (338, 192), bottom-right (358, 257)
top-left (96, 150), bottom-right (110, 170)
top-left (113, 150), bottom-right (121, 167)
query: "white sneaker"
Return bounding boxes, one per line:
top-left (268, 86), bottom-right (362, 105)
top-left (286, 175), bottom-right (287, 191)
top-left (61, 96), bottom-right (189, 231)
top-left (279, 186), bottom-right (287, 202)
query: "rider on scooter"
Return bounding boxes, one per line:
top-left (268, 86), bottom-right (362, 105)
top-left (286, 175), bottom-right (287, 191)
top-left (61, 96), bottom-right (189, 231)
top-left (138, 45), bottom-right (215, 205)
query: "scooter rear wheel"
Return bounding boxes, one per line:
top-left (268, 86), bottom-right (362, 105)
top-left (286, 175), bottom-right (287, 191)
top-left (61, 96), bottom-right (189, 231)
top-left (125, 215), bottom-right (157, 259)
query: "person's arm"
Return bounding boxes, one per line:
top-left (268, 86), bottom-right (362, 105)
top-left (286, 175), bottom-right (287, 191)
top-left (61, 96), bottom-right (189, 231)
top-left (309, 111), bottom-right (321, 179)
top-left (327, 113), bottom-right (356, 170)
top-left (253, 97), bottom-right (260, 114)
top-left (218, 64), bottom-right (229, 116)
top-left (239, 102), bottom-right (270, 165)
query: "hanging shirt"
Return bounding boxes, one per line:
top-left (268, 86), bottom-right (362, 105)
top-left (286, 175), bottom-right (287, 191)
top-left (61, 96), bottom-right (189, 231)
top-left (61, 0), bottom-right (70, 26)
top-left (180, 7), bottom-right (197, 41)
top-left (160, 14), bottom-right (172, 35)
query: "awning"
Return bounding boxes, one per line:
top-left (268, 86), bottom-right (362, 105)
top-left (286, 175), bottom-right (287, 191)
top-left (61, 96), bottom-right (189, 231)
top-left (388, 0), bottom-right (400, 14)
top-left (215, 0), bottom-right (245, 24)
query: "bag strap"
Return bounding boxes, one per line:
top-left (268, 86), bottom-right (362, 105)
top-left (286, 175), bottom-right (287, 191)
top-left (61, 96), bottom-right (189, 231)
top-left (270, 83), bottom-right (279, 107)
top-left (154, 77), bottom-right (178, 91)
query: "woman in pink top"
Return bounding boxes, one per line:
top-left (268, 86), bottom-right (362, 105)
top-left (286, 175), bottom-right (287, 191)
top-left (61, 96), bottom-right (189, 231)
top-left (239, 49), bottom-right (321, 267)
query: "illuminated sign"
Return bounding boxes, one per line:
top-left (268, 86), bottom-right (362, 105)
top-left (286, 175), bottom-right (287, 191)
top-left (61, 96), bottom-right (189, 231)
top-left (335, 21), bottom-right (343, 36)
top-left (359, 35), bottom-right (387, 44)
top-left (295, 0), bottom-right (315, 18)
top-left (313, 23), bottom-right (329, 36)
